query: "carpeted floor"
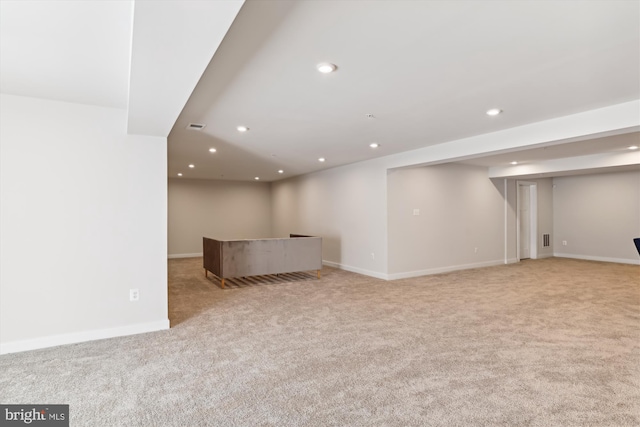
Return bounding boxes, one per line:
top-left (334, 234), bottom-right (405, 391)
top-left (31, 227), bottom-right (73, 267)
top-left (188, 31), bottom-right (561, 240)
top-left (1, 258), bottom-right (638, 426)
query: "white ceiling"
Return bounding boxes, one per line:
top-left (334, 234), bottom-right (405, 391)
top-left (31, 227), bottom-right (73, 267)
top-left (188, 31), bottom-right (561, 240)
top-left (169, 0), bottom-right (640, 181)
top-left (127, 0), bottom-right (244, 136)
top-left (0, 0), bottom-right (132, 109)
top-left (0, 0), bottom-right (243, 139)
top-left (459, 132), bottom-right (640, 167)
top-left (1, 1), bottom-right (638, 182)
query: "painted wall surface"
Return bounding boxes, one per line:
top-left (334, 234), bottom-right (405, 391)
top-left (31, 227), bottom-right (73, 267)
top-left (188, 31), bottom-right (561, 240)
top-left (271, 158), bottom-right (388, 278)
top-left (507, 178), bottom-right (554, 261)
top-left (387, 164), bottom-right (505, 277)
top-left (270, 160), bottom-right (562, 280)
top-left (504, 179), bottom-right (518, 263)
top-left (0, 94), bottom-right (168, 352)
top-left (536, 178), bottom-right (554, 258)
top-left (168, 178), bottom-right (272, 256)
top-left (553, 171), bottom-right (640, 263)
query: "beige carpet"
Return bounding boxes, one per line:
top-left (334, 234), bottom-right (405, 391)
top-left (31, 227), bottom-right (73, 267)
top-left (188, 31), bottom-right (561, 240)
top-left (1, 258), bottom-right (638, 426)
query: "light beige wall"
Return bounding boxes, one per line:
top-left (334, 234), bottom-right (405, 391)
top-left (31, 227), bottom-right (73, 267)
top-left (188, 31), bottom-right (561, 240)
top-left (168, 178), bottom-right (272, 256)
top-left (507, 178), bottom-right (554, 260)
top-left (536, 178), bottom-right (554, 258)
top-left (1, 94), bottom-right (168, 353)
top-left (271, 157), bottom-right (637, 280)
top-left (271, 158), bottom-right (389, 278)
top-left (505, 179), bottom-right (518, 262)
top-left (387, 164), bottom-right (505, 277)
top-left (553, 170), bottom-right (640, 263)
top-left (270, 159), bottom-right (546, 280)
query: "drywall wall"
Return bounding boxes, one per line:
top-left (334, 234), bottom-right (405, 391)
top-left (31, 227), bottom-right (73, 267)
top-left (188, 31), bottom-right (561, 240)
top-left (387, 164), bottom-right (506, 277)
top-left (535, 178), bottom-right (554, 258)
top-left (0, 94), bottom-right (168, 353)
top-left (168, 178), bottom-right (272, 256)
top-left (271, 160), bottom-right (521, 280)
top-left (271, 159), bottom-right (556, 280)
top-left (553, 170), bottom-right (640, 263)
top-left (271, 158), bottom-right (389, 278)
top-left (506, 178), bottom-right (554, 261)
top-left (504, 179), bottom-right (518, 263)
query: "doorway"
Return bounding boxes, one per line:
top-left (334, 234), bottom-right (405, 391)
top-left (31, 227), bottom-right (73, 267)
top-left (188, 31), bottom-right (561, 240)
top-left (517, 181), bottom-right (537, 260)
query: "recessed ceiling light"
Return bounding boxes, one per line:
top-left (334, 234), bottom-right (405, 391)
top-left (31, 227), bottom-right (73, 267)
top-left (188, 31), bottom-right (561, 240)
top-left (628, 145), bottom-right (639, 150)
top-left (510, 161), bottom-right (518, 165)
top-left (177, 173), bottom-right (183, 177)
top-left (188, 164), bottom-right (195, 168)
top-left (318, 157), bottom-right (326, 162)
top-left (237, 126), bottom-right (249, 132)
top-left (369, 143), bottom-right (380, 148)
top-left (278, 170), bottom-right (284, 174)
top-left (486, 108), bottom-right (502, 116)
top-left (254, 177), bottom-right (260, 180)
top-left (317, 63), bottom-right (337, 73)
top-left (209, 148), bottom-right (217, 153)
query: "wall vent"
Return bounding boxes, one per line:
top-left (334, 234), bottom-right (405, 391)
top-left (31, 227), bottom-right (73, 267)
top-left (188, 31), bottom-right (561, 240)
top-left (543, 234), bottom-right (550, 247)
top-left (187, 123), bottom-right (206, 130)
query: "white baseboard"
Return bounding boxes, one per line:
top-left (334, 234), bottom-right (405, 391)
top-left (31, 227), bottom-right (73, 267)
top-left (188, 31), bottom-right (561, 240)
top-left (168, 252), bottom-right (202, 259)
top-left (322, 260), bottom-right (388, 280)
top-left (553, 253), bottom-right (640, 265)
top-left (387, 259), bottom-right (505, 280)
top-left (536, 253), bottom-right (554, 259)
top-left (322, 258), bottom-right (518, 281)
top-left (0, 319), bottom-right (170, 355)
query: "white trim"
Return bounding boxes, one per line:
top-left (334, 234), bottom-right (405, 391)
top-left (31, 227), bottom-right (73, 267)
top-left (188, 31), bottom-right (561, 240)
top-left (505, 257), bottom-right (519, 264)
top-left (553, 253), bottom-right (640, 265)
top-left (0, 319), bottom-right (170, 355)
top-left (322, 260), bottom-right (388, 280)
top-left (168, 252), bottom-right (202, 259)
top-left (387, 259), bottom-right (505, 280)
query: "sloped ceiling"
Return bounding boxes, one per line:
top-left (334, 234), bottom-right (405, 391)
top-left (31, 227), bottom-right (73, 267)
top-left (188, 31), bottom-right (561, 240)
top-left (127, 0), bottom-right (244, 136)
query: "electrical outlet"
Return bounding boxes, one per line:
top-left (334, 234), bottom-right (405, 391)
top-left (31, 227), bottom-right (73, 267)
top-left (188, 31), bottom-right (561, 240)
top-left (562, 240), bottom-right (567, 246)
top-left (474, 247), bottom-right (478, 253)
top-left (413, 209), bottom-right (420, 216)
top-left (371, 252), bottom-right (375, 260)
top-left (130, 289), bottom-right (139, 302)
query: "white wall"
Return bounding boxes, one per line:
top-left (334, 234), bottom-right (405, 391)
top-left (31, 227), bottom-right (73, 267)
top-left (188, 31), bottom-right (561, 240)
top-left (271, 161), bottom-right (562, 280)
top-left (511, 178), bottom-right (554, 260)
top-left (387, 164), bottom-right (506, 278)
top-left (504, 179), bottom-right (518, 263)
top-left (271, 158), bottom-right (389, 279)
top-left (0, 94), bottom-right (168, 354)
top-left (535, 178), bottom-right (554, 258)
top-left (168, 178), bottom-right (272, 256)
top-left (553, 171), bottom-right (640, 264)
top-left (271, 159), bottom-right (518, 280)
